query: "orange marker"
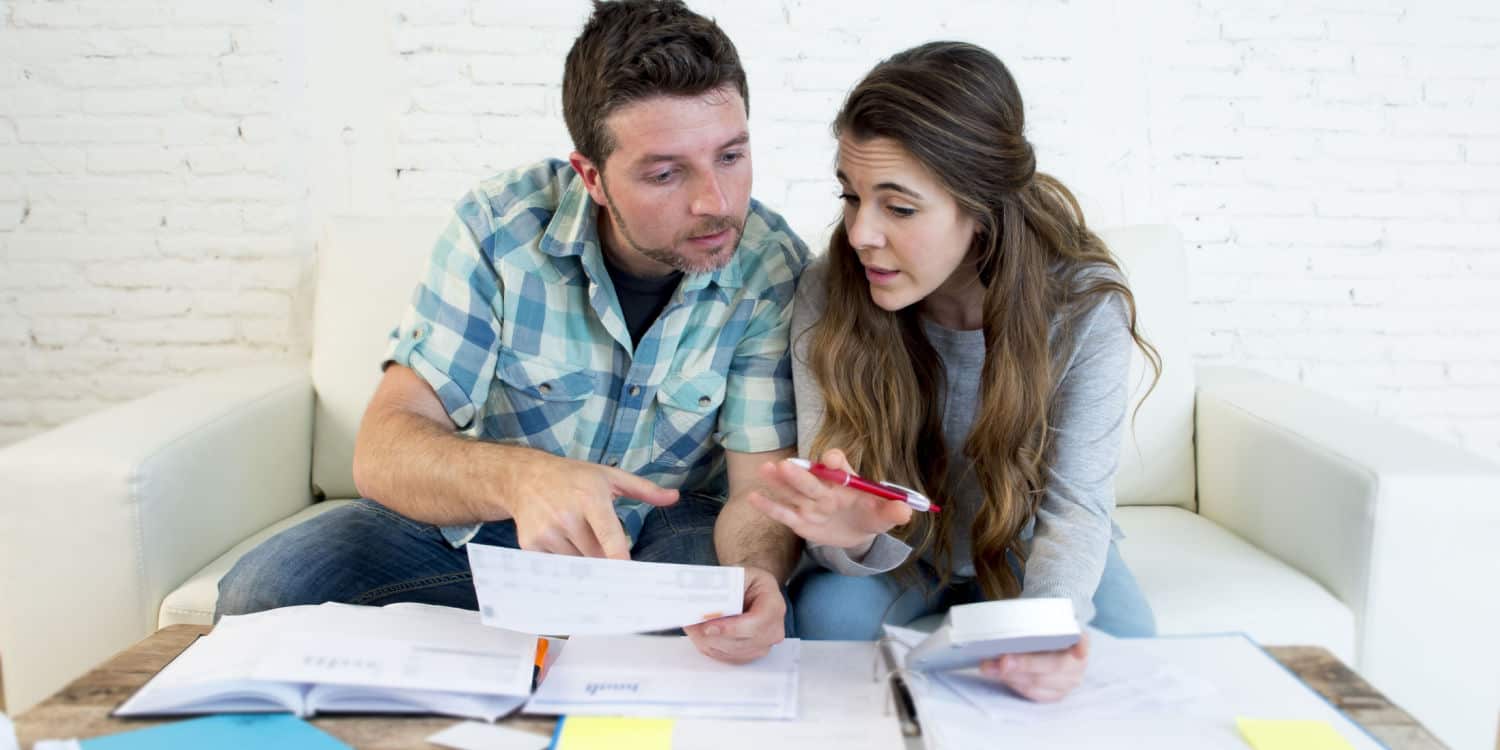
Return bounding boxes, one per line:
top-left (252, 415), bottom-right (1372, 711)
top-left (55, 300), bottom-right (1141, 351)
top-left (531, 639), bottom-right (550, 689)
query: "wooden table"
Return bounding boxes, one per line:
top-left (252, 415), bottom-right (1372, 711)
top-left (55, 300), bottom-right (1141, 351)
top-left (15, 625), bottom-right (1446, 749)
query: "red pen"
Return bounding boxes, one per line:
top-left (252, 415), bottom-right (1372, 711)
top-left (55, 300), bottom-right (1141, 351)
top-left (787, 458), bottom-right (941, 513)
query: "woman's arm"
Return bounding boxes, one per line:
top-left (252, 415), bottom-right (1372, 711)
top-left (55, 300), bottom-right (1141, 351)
top-left (756, 260), bottom-right (916, 575)
top-left (1021, 292), bottom-right (1135, 624)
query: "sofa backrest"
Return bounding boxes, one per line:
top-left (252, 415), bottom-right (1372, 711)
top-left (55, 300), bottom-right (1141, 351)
top-left (1095, 225), bottom-right (1196, 510)
top-left (310, 216), bottom-right (447, 500)
top-left (309, 218), bottom-right (1196, 510)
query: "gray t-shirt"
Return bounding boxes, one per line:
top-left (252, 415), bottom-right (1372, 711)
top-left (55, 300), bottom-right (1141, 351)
top-left (792, 259), bottom-right (1131, 624)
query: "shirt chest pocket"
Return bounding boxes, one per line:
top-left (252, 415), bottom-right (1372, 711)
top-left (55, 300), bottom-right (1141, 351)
top-left (493, 349), bottom-right (596, 455)
top-left (651, 371), bottom-right (726, 468)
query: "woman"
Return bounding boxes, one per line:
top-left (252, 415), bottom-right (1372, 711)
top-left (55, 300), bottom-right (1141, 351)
top-left (747, 41), bottom-right (1161, 702)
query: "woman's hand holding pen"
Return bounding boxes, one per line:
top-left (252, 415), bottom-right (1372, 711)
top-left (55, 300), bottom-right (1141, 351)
top-left (746, 449), bottom-right (913, 553)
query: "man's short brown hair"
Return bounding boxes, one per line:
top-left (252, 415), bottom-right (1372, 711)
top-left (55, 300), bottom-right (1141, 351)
top-left (562, 0), bottom-right (749, 168)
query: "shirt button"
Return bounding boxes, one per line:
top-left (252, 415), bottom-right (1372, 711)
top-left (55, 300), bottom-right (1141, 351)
top-left (606, 458), bottom-right (619, 467)
top-left (697, 396), bottom-right (711, 407)
top-left (628, 385), bottom-right (641, 397)
top-left (538, 383), bottom-right (552, 395)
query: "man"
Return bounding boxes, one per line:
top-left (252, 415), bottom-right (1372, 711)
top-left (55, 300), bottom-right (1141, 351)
top-left (217, 0), bottom-right (807, 664)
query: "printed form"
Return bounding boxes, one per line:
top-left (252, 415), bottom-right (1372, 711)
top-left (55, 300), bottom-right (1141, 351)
top-left (467, 544), bottom-right (744, 636)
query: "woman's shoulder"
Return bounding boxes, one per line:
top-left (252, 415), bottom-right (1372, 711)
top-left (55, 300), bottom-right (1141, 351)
top-left (1050, 262), bottom-right (1132, 354)
top-left (792, 254), bottom-right (833, 315)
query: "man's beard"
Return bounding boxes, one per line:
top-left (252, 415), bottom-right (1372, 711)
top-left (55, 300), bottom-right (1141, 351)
top-left (601, 179), bottom-right (744, 275)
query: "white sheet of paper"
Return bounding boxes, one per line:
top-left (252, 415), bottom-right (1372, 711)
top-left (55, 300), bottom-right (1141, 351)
top-left (524, 635), bottom-right (799, 720)
top-left (0, 714), bottom-right (18, 750)
top-left (243, 604), bottom-right (536, 697)
top-left (427, 721), bottom-right (552, 750)
top-left (925, 629), bottom-right (1222, 727)
top-left (254, 634), bottom-right (532, 697)
top-left (672, 641), bottom-right (905, 750)
top-left (467, 543), bottom-right (744, 635)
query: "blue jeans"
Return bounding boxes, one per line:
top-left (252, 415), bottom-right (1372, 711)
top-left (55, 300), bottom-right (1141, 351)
top-left (791, 540), bottom-right (1156, 639)
top-left (216, 493), bottom-right (728, 620)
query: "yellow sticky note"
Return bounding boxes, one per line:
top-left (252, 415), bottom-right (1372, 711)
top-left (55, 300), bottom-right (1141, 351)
top-left (1236, 718), bottom-right (1355, 750)
top-left (554, 716), bottom-right (674, 750)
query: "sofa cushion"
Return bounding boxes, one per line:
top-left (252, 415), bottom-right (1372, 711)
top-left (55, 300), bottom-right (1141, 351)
top-left (1115, 506), bottom-right (1356, 662)
top-left (158, 500), bottom-right (354, 627)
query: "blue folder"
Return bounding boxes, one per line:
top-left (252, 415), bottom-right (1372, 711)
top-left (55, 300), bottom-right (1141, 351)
top-left (81, 714), bottom-right (350, 749)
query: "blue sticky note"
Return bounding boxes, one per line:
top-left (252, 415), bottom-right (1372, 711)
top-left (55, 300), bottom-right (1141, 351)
top-left (82, 714), bottom-right (350, 749)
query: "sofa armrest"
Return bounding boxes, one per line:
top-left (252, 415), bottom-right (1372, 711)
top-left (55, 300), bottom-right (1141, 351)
top-left (1195, 364), bottom-right (1500, 750)
top-left (0, 365), bottom-right (313, 713)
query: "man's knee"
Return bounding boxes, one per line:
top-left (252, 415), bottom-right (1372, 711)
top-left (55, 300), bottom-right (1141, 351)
top-left (214, 499), bottom-right (423, 620)
top-left (216, 520), bottom-right (336, 619)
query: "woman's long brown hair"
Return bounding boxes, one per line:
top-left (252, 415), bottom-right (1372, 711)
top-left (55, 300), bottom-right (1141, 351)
top-left (806, 41), bottom-right (1162, 599)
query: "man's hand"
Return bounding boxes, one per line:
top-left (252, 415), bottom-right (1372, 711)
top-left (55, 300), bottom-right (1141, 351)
top-left (683, 566), bottom-right (786, 663)
top-left (978, 631), bottom-right (1090, 702)
top-left (501, 452), bottom-right (679, 560)
top-left (747, 449), bottom-right (912, 551)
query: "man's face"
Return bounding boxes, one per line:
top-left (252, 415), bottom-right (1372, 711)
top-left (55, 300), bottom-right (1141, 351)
top-left (574, 87), bottom-right (752, 277)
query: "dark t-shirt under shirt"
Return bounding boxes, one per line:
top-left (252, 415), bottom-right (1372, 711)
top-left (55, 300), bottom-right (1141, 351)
top-left (602, 250), bottom-right (683, 348)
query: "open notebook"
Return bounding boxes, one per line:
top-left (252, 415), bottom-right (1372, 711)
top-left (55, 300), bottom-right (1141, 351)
top-left (115, 603), bottom-right (537, 722)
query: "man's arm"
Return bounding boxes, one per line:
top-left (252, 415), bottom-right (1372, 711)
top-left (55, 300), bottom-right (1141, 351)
top-left (715, 447), bottom-right (801, 581)
top-left (352, 363), bottom-right (676, 558)
top-left (684, 447), bottom-right (800, 664)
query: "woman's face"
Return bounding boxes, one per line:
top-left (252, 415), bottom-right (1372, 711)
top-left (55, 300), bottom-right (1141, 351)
top-left (836, 135), bottom-right (981, 319)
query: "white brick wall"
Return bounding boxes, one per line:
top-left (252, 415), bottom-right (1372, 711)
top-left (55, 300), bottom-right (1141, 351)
top-left (1, 0), bottom-right (1498, 465)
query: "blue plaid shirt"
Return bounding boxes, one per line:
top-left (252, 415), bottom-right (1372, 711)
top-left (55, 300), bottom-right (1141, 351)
top-left (384, 159), bottom-right (809, 547)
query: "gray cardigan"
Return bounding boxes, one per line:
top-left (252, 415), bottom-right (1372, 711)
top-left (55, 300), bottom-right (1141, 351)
top-left (792, 260), bottom-right (1132, 624)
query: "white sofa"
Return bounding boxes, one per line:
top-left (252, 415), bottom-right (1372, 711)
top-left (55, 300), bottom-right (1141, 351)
top-left (2, 221), bottom-right (1497, 748)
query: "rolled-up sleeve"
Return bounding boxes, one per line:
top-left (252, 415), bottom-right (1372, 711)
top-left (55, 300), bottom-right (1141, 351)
top-left (382, 195), bottom-right (503, 434)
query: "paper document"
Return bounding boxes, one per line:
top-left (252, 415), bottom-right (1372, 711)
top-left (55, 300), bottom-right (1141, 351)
top-left (886, 624), bottom-right (1220, 729)
top-left (525, 635), bottom-right (800, 720)
top-left (427, 721), bottom-right (552, 750)
top-left (0, 713), bottom-right (17, 750)
top-left (468, 543), bottom-right (743, 635)
top-left (246, 603), bottom-right (536, 696)
top-left (672, 641), bottom-right (905, 749)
